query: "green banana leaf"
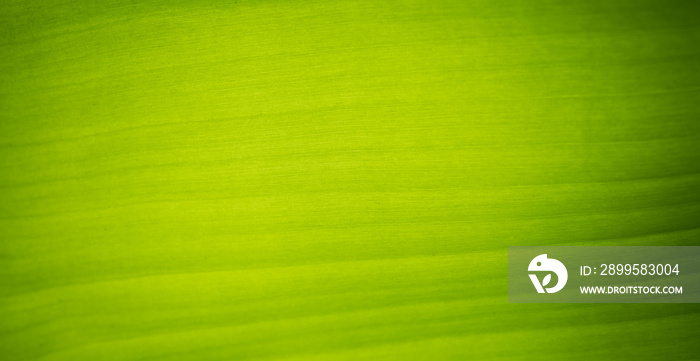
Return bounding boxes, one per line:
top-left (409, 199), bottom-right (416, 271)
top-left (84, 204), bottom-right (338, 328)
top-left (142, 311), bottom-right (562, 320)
top-left (1, 0), bottom-right (699, 360)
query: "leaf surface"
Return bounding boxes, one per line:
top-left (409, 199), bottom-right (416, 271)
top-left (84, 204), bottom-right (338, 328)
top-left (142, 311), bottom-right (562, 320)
top-left (1, 0), bottom-right (699, 360)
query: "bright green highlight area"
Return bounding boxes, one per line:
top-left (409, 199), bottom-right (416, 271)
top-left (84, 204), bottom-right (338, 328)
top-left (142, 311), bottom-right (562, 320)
top-left (1, 0), bottom-right (699, 360)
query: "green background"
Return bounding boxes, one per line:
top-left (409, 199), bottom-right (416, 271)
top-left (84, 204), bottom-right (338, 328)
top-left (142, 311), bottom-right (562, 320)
top-left (1, 0), bottom-right (699, 360)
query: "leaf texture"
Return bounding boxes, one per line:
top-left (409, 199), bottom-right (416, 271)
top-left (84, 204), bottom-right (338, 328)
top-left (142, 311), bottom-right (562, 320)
top-left (1, 0), bottom-right (699, 360)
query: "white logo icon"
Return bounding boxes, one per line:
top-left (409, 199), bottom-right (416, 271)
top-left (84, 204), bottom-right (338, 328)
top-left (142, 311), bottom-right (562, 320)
top-left (528, 254), bottom-right (568, 293)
